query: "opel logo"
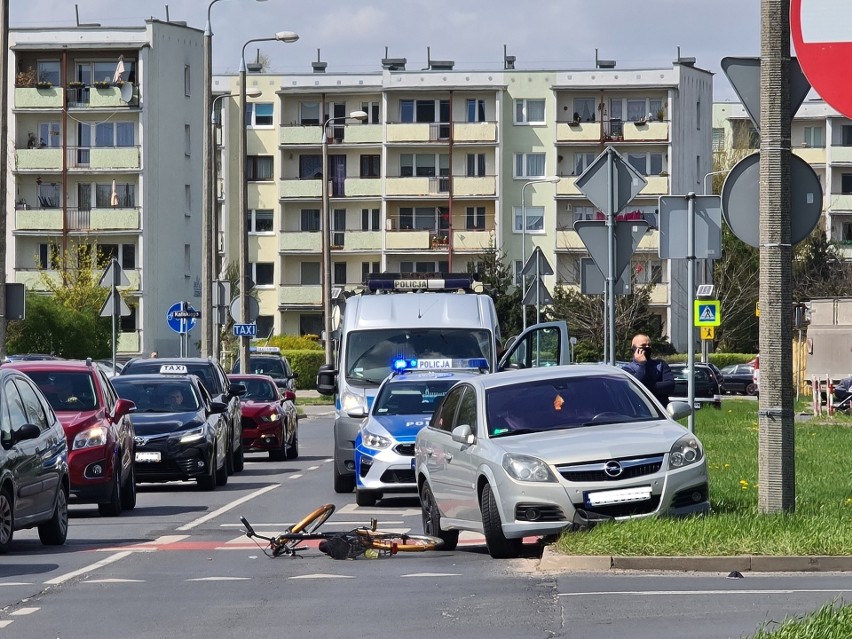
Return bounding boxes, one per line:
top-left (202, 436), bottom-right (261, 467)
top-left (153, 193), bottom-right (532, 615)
top-left (604, 460), bottom-right (623, 477)
top-left (135, 436), bottom-right (148, 446)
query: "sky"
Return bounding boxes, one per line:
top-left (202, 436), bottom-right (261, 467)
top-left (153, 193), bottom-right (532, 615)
top-left (9, 0), bottom-right (763, 102)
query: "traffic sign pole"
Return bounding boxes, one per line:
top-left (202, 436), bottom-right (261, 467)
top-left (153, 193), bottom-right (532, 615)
top-left (606, 152), bottom-right (616, 366)
top-left (687, 193), bottom-right (696, 433)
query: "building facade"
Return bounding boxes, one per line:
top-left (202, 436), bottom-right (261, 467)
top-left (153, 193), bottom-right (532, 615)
top-left (7, 20), bottom-right (204, 357)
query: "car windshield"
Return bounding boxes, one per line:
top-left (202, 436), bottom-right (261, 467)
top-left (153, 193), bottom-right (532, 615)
top-left (123, 362), bottom-right (218, 395)
top-left (238, 358), bottom-right (286, 377)
top-left (111, 379), bottom-right (201, 412)
top-left (486, 374), bottom-right (663, 437)
top-left (25, 371), bottom-right (98, 411)
top-left (346, 328), bottom-right (492, 385)
top-left (236, 379), bottom-right (278, 402)
top-left (374, 379), bottom-right (460, 416)
top-left (672, 367), bottom-right (710, 383)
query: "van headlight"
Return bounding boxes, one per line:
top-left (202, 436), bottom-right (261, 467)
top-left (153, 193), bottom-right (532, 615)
top-left (668, 434), bottom-right (703, 469)
top-left (502, 454), bottom-right (557, 482)
top-left (340, 388), bottom-right (366, 413)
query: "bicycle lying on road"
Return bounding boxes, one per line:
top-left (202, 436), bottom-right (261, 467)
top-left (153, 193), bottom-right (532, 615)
top-left (240, 503), bottom-right (443, 560)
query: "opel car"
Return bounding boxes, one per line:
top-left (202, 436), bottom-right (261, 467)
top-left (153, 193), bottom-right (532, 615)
top-left (415, 365), bottom-right (709, 558)
top-left (228, 373), bottom-right (298, 461)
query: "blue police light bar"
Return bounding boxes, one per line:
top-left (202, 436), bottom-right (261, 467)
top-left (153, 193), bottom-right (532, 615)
top-left (366, 273), bottom-right (478, 292)
top-left (392, 357), bottom-right (489, 372)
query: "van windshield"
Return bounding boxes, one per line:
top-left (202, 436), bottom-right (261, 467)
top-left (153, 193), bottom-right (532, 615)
top-left (345, 329), bottom-right (492, 384)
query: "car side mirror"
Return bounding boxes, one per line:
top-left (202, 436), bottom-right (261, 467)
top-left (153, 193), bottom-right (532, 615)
top-left (12, 423), bottom-right (41, 445)
top-left (291, 371), bottom-right (299, 379)
top-left (229, 383), bottom-right (246, 397)
top-left (347, 406), bottom-right (368, 419)
top-left (316, 364), bottom-right (337, 396)
top-left (210, 401), bottom-right (229, 414)
top-left (667, 401), bottom-right (693, 421)
top-left (451, 424), bottom-right (474, 445)
top-left (283, 390), bottom-right (296, 402)
top-left (112, 398), bottom-right (136, 422)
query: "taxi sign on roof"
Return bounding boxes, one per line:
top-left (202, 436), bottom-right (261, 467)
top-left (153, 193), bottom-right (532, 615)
top-left (249, 346), bottom-right (281, 354)
top-left (160, 364), bottom-right (188, 374)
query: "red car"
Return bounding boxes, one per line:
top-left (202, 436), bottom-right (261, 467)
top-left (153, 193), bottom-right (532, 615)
top-left (3, 359), bottom-right (136, 516)
top-left (228, 374), bottom-right (298, 461)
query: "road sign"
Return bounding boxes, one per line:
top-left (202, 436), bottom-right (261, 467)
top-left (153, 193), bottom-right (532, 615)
top-left (694, 300), bottom-right (721, 327)
top-left (575, 147), bottom-right (648, 215)
top-left (229, 296), bottom-right (260, 323)
top-left (721, 152), bottom-right (822, 248)
top-left (233, 323), bottom-right (258, 337)
top-left (580, 257), bottom-right (630, 295)
top-left (658, 195), bottom-right (722, 260)
top-left (173, 309), bottom-right (202, 319)
top-left (574, 220), bottom-right (649, 279)
top-left (98, 260), bottom-right (130, 288)
top-left (791, 0), bottom-right (852, 119)
top-left (700, 326), bottom-right (716, 340)
top-left (521, 279), bottom-right (554, 306)
top-left (521, 246), bottom-right (554, 276)
top-left (756, 301), bottom-right (761, 317)
top-left (166, 302), bottom-right (198, 334)
top-left (99, 291), bottom-right (131, 318)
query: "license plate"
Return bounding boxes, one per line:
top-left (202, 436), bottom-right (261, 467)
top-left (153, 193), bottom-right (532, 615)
top-left (410, 458), bottom-right (416, 470)
top-left (135, 451), bottom-right (161, 463)
top-left (585, 486), bottom-right (652, 507)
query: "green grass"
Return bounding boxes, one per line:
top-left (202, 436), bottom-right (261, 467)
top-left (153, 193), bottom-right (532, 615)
top-left (296, 395), bottom-right (334, 406)
top-left (555, 399), bottom-right (852, 556)
top-left (743, 601), bottom-right (852, 638)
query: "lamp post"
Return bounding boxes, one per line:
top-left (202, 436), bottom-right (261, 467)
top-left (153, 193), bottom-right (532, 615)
top-left (520, 177), bottom-right (559, 330)
top-left (0, 0), bottom-right (9, 359)
top-left (238, 31), bottom-right (298, 373)
top-left (321, 111), bottom-right (368, 366)
top-left (702, 169), bottom-right (727, 195)
top-left (202, 0), bottom-right (269, 359)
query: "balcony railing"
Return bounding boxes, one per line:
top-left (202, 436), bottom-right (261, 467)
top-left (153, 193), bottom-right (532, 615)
top-left (66, 84), bottom-right (139, 108)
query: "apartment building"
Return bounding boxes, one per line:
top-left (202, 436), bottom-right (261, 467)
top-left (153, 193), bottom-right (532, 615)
top-left (714, 99), bottom-right (852, 255)
top-left (213, 57), bottom-right (712, 350)
top-left (7, 20), bottom-right (203, 357)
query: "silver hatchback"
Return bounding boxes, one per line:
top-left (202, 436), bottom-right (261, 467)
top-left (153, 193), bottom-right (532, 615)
top-left (415, 365), bottom-right (710, 558)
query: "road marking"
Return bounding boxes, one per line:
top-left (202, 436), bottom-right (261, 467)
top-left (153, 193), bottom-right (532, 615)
top-left (186, 577), bottom-right (252, 582)
top-left (288, 474), bottom-right (303, 480)
top-left (558, 589), bottom-right (852, 597)
top-left (306, 466), bottom-right (320, 471)
top-left (10, 607), bottom-right (39, 616)
top-left (176, 483), bottom-right (280, 531)
top-left (0, 582), bottom-right (32, 586)
top-left (0, 621), bottom-right (13, 628)
top-left (288, 574), bottom-right (355, 580)
top-left (401, 572), bottom-right (461, 577)
top-left (45, 551), bottom-right (133, 585)
top-left (338, 504), bottom-right (422, 517)
top-left (84, 578), bottom-right (144, 584)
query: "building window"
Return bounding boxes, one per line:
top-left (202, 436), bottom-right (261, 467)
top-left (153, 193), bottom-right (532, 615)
top-left (466, 99), bottom-right (486, 122)
top-left (184, 244), bottom-right (191, 275)
top-left (841, 174), bottom-right (852, 195)
top-left (361, 208), bottom-right (379, 231)
top-left (732, 121), bottom-right (760, 149)
top-left (574, 152), bottom-right (596, 176)
top-left (184, 65), bottom-right (191, 97)
top-left (120, 306), bottom-right (137, 333)
top-left (245, 103), bottom-right (274, 127)
top-left (360, 154), bottom-right (380, 178)
top-left (185, 124), bottom-right (191, 156)
top-left (466, 206), bottom-right (485, 230)
top-left (185, 185), bottom-right (192, 215)
top-left (399, 261), bottom-right (448, 274)
top-left (842, 126), bottom-right (852, 147)
top-left (712, 127), bottom-right (725, 152)
top-left (256, 315), bottom-right (274, 338)
top-left (361, 261), bottom-right (380, 282)
top-left (252, 262), bottom-right (274, 286)
top-left (95, 183), bottom-right (135, 208)
top-left (97, 243), bottom-right (136, 270)
top-left (299, 155), bottom-right (322, 179)
top-left (246, 156), bottom-right (273, 181)
top-left (804, 126), bottom-right (825, 148)
top-left (299, 314), bottom-right (322, 337)
top-left (300, 209), bottom-right (320, 231)
top-left (121, 243), bottom-right (136, 269)
top-left (37, 60), bottom-right (60, 86)
top-left (360, 101), bottom-right (380, 123)
top-left (514, 153), bottom-right (545, 178)
top-left (300, 102), bottom-right (320, 125)
top-left (333, 262), bottom-right (346, 285)
top-left (37, 244), bottom-right (50, 269)
top-left (573, 98), bottom-right (596, 122)
top-left (466, 153), bottom-right (485, 177)
top-left (841, 222), bottom-right (852, 243)
top-left (36, 122), bottom-right (60, 148)
top-left (628, 154), bottom-right (647, 175)
top-left (249, 209), bottom-right (274, 233)
top-left (513, 206), bottom-right (545, 233)
top-left (514, 99), bottom-right (545, 124)
top-left (514, 260), bottom-right (523, 287)
top-left (696, 99), bottom-right (701, 130)
top-left (300, 262), bottom-right (320, 285)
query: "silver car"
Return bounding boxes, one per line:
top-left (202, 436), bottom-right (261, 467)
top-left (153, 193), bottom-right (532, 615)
top-left (415, 365), bottom-right (710, 558)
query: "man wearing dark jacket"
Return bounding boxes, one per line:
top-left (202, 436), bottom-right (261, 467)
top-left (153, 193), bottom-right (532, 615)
top-left (623, 334), bottom-right (674, 406)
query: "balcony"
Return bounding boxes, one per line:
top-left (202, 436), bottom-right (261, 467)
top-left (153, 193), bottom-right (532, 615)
top-left (649, 283), bottom-right (669, 305)
top-left (90, 207), bottom-right (140, 230)
top-left (793, 146), bottom-right (826, 165)
top-left (117, 331), bottom-right (141, 354)
top-left (345, 177), bottom-right (382, 198)
top-left (280, 231), bottom-right (321, 252)
top-left (622, 120), bottom-right (669, 142)
top-left (87, 147), bottom-right (141, 170)
top-left (280, 125), bottom-right (322, 145)
top-left (16, 269), bottom-right (61, 290)
top-left (279, 179), bottom-right (322, 199)
top-left (278, 285), bottom-right (322, 306)
top-left (79, 85), bottom-right (138, 109)
top-left (387, 123), bottom-right (449, 143)
top-left (452, 230), bottom-right (493, 251)
top-left (453, 176), bottom-right (496, 197)
top-left (556, 177), bottom-right (582, 196)
top-left (386, 176), bottom-right (448, 197)
top-left (15, 208), bottom-right (63, 231)
top-left (15, 87), bottom-right (63, 109)
top-left (15, 148), bottom-right (63, 170)
top-left (831, 146), bottom-right (852, 163)
top-left (555, 230), bottom-right (586, 250)
top-left (636, 229), bottom-right (660, 251)
top-left (385, 230), bottom-right (431, 250)
top-left (828, 193), bottom-right (852, 211)
top-left (341, 230), bottom-right (382, 251)
top-left (279, 124), bottom-right (382, 146)
top-left (555, 121), bottom-right (601, 143)
top-left (453, 122), bottom-right (497, 143)
top-left (341, 124), bottom-right (382, 144)
top-left (640, 175), bottom-right (669, 195)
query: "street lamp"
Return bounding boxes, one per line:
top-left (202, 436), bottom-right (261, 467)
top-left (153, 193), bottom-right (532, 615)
top-left (238, 31), bottom-right (299, 373)
top-left (702, 169), bottom-right (728, 195)
top-left (321, 111), bottom-right (368, 366)
top-left (520, 177), bottom-right (560, 330)
top-left (202, 0), bottom-right (269, 359)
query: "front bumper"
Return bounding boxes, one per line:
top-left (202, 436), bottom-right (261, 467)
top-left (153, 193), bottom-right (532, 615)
top-left (68, 445), bottom-right (117, 502)
top-left (333, 415), bottom-right (362, 477)
top-left (242, 417), bottom-right (284, 452)
top-left (355, 439), bottom-right (416, 493)
top-left (134, 435), bottom-right (213, 482)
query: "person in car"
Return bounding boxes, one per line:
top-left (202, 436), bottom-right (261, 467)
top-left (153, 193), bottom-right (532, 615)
top-left (623, 333), bottom-right (674, 406)
top-left (165, 388), bottom-right (187, 411)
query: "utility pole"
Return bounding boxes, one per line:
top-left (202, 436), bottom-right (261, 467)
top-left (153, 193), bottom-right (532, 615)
top-left (0, 0), bottom-right (9, 359)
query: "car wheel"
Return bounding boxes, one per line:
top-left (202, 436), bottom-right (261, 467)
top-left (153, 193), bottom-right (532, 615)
top-left (746, 383), bottom-right (758, 396)
top-left (0, 488), bottom-right (13, 554)
top-left (480, 483), bottom-right (522, 559)
top-left (420, 482), bottom-right (459, 551)
top-left (355, 489), bottom-right (380, 507)
top-left (286, 424), bottom-right (299, 460)
top-left (225, 433), bottom-right (235, 475)
top-left (98, 453), bottom-right (123, 517)
top-left (38, 484), bottom-right (68, 546)
top-left (120, 460), bottom-right (137, 510)
top-left (233, 439), bottom-right (245, 473)
top-left (216, 446), bottom-right (229, 486)
top-left (197, 447), bottom-right (218, 491)
top-left (270, 436), bottom-right (288, 462)
top-left (333, 463), bottom-right (355, 494)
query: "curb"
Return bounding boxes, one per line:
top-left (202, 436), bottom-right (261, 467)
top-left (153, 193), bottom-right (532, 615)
top-left (538, 547), bottom-right (852, 573)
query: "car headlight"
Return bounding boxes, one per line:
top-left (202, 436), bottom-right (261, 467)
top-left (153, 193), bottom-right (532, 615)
top-left (502, 453), bottom-right (557, 483)
top-left (176, 426), bottom-right (206, 444)
top-left (340, 388), bottom-right (367, 413)
top-left (668, 434), bottom-right (704, 469)
top-left (361, 428), bottom-right (392, 450)
top-left (258, 411), bottom-right (279, 422)
top-left (72, 426), bottom-right (107, 450)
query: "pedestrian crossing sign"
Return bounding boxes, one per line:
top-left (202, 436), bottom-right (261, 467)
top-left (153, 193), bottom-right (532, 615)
top-left (694, 300), bottom-right (721, 327)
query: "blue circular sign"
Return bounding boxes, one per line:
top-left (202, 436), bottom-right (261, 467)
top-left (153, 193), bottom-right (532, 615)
top-left (166, 302), bottom-right (198, 334)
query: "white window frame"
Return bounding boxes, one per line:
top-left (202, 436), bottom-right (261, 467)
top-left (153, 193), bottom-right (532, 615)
top-left (246, 102), bottom-right (274, 127)
top-left (248, 209), bottom-right (274, 233)
top-left (251, 262), bottom-right (275, 287)
top-left (513, 152), bottom-right (546, 178)
top-left (514, 99), bottom-right (546, 125)
top-left (512, 205), bottom-right (545, 233)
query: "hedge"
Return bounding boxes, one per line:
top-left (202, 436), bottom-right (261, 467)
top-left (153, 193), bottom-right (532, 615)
top-left (665, 352), bottom-right (757, 369)
top-left (283, 349), bottom-right (325, 390)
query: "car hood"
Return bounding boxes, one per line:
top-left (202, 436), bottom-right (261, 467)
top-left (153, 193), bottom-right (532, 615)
top-left (370, 414), bottom-right (431, 440)
top-left (494, 420), bottom-right (692, 464)
top-left (240, 401), bottom-right (281, 417)
top-left (130, 411), bottom-right (203, 436)
top-left (55, 409), bottom-right (103, 436)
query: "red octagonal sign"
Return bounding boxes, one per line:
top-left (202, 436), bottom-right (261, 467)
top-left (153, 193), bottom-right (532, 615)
top-left (792, 0), bottom-right (852, 118)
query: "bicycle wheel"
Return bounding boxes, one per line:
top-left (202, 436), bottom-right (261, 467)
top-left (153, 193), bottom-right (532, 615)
top-left (289, 503), bottom-right (335, 535)
top-left (361, 530), bottom-right (443, 552)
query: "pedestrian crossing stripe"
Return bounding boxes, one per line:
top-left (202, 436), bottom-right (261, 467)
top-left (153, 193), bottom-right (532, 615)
top-left (694, 300), bottom-right (721, 327)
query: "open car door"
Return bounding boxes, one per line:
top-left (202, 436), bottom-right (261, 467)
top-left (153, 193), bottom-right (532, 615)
top-left (498, 321), bottom-right (570, 371)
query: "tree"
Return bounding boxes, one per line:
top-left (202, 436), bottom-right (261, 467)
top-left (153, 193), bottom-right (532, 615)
top-left (714, 226), bottom-right (760, 352)
top-left (792, 226), bottom-right (852, 300)
top-left (464, 238), bottom-right (523, 341)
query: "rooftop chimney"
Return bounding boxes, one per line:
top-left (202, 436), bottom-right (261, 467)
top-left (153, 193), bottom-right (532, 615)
top-left (504, 45), bottom-right (515, 70)
top-left (381, 46), bottom-right (407, 71)
top-left (426, 47), bottom-right (454, 71)
top-left (312, 48), bottom-right (327, 73)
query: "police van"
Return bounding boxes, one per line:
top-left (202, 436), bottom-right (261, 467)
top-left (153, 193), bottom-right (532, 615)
top-left (317, 273), bottom-right (570, 493)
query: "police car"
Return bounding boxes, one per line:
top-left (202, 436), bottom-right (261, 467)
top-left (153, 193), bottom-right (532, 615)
top-left (351, 358), bottom-right (486, 507)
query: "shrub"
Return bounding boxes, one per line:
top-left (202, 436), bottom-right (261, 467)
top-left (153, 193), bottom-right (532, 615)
top-left (665, 352), bottom-right (757, 368)
top-left (265, 334), bottom-right (322, 351)
top-left (283, 349), bottom-right (325, 390)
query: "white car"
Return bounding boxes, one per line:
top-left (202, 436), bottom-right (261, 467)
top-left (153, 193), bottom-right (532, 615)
top-left (415, 365), bottom-right (710, 558)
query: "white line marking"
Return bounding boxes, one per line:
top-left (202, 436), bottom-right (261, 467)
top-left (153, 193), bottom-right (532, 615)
top-left (45, 551), bottom-right (133, 585)
top-left (0, 621), bottom-right (13, 628)
top-left (10, 607), bottom-right (39, 616)
top-left (306, 466), bottom-right (320, 471)
top-left (337, 504), bottom-right (421, 516)
top-left (558, 589), bottom-right (852, 597)
top-left (186, 577), bottom-right (252, 582)
top-left (288, 474), bottom-right (303, 480)
top-left (176, 483), bottom-right (280, 531)
top-left (401, 573), bottom-right (461, 577)
top-left (149, 535), bottom-right (190, 545)
top-left (0, 582), bottom-right (32, 586)
top-left (83, 578), bottom-right (144, 584)
top-left (288, 574), bottom-right (355, 580)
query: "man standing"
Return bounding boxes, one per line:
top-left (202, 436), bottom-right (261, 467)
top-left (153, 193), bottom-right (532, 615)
top-left (623, 334), bottom-right (674, 406)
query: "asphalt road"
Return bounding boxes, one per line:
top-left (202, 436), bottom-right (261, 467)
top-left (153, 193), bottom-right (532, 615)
top-left (1, 407), bottom-right (849, 638)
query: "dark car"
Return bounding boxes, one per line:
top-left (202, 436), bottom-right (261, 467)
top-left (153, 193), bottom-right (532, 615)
top-left (720, 364), bottom-right (758, 396)
top-left (669, 363), bottom-right (723, 409)
top-left (228, 374), bottom-right (298, 461)
top-left (121, 357), bottom-right (245, 475)
top-left (0, 367), bottom-right (70, 552)
top-left (111, 371), bottom-right (230, 490)
top-left (4, 360), bottom-right (137, 516)
top-left (230, 347), bottom-right (297, 394)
